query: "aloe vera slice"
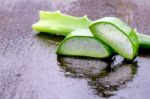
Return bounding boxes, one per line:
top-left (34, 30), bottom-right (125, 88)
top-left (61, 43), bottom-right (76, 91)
top-left (32, 11), bottom-right (91, 35)
top-left (57, 29), bottom-right (112, 58)
top-left (90, 17), bottom-right (139, 60)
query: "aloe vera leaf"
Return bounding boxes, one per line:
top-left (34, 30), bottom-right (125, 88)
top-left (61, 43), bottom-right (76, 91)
top-left (89, 17), bottom-right (139, 60)
top-left (32, 11), bottom-right (150, 48)
top-left (57, 29), bottom-right (113, 58)
top-left (32, 11), bottom-right (91, 35)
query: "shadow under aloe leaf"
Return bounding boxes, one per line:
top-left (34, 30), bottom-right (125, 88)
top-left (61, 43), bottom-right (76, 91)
top-left (35, 32), bottom-right (65, 43)
top-left (138, 48), bottom-right (150, 57)
top-left (57, 55), bottom-right (138, 98)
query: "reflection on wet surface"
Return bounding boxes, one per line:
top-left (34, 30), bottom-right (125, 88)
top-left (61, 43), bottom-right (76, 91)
top-left (58, 56), bottom-right (138, 98)
top-left (1, 0), bottom-right (150, 99)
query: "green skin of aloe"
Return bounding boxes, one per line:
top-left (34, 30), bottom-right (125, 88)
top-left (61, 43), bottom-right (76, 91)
top-left (32, 11), bottom-right (150, 59)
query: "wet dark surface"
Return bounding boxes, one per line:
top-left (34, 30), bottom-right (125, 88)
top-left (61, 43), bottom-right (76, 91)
top-left (0, 0), bottom-right (150, 99)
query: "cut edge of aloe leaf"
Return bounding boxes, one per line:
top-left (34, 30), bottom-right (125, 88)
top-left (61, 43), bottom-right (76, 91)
top-left (57, 29), bottom-right (112, 58)
top-left (90, 17), bottom-right (139, 60)
top-left (32, 11), bottom-right (91, 35)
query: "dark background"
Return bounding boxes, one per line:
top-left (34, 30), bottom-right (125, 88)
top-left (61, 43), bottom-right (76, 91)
top-left (0, 0), bottom-right (150, 99)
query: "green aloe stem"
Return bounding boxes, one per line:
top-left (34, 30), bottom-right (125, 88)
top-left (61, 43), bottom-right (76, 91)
top-left (137, 33), bottom-right (150, 48)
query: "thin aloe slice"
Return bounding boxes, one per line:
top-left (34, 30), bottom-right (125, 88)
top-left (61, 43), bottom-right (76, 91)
top-left (90, 17), bottom-right (139, 60)
top-left (57, 29), bottom-right (112, 58)
top-left (32, 11), bottom-right (91, 35)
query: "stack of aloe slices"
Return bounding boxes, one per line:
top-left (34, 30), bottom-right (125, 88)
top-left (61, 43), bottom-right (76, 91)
top-left (32, 11), bottom-right (150, 60)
